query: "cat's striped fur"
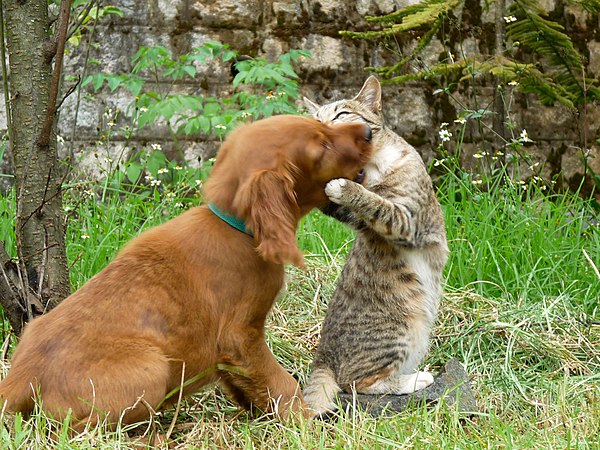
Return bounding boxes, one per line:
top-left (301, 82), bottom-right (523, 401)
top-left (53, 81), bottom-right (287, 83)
top-left (303, 77), bottom-right (448, 415)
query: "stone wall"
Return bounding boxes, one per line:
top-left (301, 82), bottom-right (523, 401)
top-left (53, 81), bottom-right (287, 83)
top-left (1, 0), bottom-right (599, 195)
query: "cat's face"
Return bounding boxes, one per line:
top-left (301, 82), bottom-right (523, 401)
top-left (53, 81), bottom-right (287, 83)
top-left (303, 76), bottom-right (384, 134)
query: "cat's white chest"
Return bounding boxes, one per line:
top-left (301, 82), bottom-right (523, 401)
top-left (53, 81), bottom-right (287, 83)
top-left (364, 143), bottom-right (400, 186)
top-left (403, 249), bottom-right (441, 322)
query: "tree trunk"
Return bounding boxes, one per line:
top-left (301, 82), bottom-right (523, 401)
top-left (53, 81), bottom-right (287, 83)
top-left (1, 0), bottom-right (70, 334)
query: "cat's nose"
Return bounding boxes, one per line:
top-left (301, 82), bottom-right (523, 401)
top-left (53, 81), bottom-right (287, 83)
top-left (354, 169), bottom-right (366, 184)
top-left (364, 125), bottom-right (372, 143)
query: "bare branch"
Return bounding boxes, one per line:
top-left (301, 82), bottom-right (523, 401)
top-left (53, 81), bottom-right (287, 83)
top-left (0, 1), bottom-right (12, 144)
top-left (66, 0), bottom-right (97, 42)
top-left (55, 75), bottom-right (81, 111)
top-left (38, 0), bottom-right (73, 148)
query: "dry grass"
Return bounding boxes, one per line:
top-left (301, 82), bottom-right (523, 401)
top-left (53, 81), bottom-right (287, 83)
top-left (0, 257), bottom-right (598, 449)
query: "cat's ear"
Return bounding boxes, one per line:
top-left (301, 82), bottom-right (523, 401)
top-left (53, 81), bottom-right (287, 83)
top-left (354, 76), bottom-right (382, 115)
top-left (303, 97), bottom-right (321, 115)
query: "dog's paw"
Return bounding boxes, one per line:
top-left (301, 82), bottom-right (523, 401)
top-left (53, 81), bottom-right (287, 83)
top-left (325, 178), bottom-right (348, 204)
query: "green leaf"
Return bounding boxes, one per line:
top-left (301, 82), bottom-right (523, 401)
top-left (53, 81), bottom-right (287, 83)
top-left (126, 162), bottom-right (143, 184)
top-left (92, 74), bottom-right (105, 91)
top-left (124, 77), bottom-right (144, 96)
top-left (107, 76), bottom-right (123, 92)
top-left (81, 75), bottom-right (94, 88)
top-left (204, 102), bottom-right (221, 116)
top-left (101, 6), bottom-right (124, 17)
top-left (183, 65), bottom-right (197, 78)
top-left (222, 50), bottom-right (238, 62)
top-left (147, 150), bottom-right (167, 176)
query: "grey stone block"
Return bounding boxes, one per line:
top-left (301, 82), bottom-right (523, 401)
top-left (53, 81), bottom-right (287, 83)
top-left (336, 358), bottom-right (478, 417)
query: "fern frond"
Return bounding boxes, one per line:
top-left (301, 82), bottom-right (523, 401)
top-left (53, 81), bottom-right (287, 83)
top-left (341, 0), bottom-right (461, 39)
top-left (565, 0), bottom-right (600, 14)
top-left (383, 59), bottom-right (470, 85)
top-left (507, 0), bottom-right (593, 105)
top-left (382, 55), bottom-right (581, 108)
top-left (370, 20), bottom-right (443, 78)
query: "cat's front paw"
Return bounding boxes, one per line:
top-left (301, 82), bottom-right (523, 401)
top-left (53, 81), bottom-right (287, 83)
top-left (325, 178), bottom-right (348, 204)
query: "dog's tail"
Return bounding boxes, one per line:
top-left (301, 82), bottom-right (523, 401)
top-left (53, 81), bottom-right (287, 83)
top-left (0, 370), bottom-right (36, 416)
top-left (302, 367), bottom-right (340, 417)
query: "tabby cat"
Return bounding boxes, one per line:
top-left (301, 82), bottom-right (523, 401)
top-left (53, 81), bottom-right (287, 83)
top-left (302, 76), bottom-right (449, 415)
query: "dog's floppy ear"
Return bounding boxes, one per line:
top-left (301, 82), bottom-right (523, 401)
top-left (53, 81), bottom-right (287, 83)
top-left (234, 165), bottom-right (304, 268)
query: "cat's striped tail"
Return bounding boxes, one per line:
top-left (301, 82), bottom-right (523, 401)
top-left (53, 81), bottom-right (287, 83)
top-left (302, 367), bottom-right (340, 417)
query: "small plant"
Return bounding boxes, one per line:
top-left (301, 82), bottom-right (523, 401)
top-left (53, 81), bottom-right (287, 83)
top-left (83, 41), bottom-right (310, 139)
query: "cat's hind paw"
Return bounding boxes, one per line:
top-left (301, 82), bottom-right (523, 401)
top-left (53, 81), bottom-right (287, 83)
top-left (412, 371), bottom-right (434, 392)
top-left (325, 178), bottom-right (348, 204)
top-left (385, 371), bottom-right (435, 395)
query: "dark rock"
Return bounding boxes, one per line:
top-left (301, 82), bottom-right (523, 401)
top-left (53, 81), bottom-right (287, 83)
top-left (336, 358), bottom-right (478, 417)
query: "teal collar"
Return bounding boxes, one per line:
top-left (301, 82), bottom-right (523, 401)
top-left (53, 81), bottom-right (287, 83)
top-left (208, 203), bottom-right (253, 237)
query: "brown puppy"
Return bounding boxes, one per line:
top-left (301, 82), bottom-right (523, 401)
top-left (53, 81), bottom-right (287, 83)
top-left (0, 115), bottom-right (372, 429)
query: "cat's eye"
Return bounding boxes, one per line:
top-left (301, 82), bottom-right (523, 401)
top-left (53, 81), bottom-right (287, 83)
top-left (333, 111), bottom-right (351, 120)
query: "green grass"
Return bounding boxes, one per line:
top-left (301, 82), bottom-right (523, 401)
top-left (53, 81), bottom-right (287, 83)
top-left (0, 162), bottom-right (599, 448)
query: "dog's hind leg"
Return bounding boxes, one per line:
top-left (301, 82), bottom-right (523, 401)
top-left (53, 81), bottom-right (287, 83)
top-left (40, 338), bottom-right (171, 429)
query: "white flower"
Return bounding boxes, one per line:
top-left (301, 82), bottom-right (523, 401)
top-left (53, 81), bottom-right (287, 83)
top-left (158, 168), bottom-right (169, 174)
top-left (454, 117), bottom-right (467, 124)
top-left (145, 173), bottom-right (155, 181)
top-left (508, 80), bottom-right (519, 86)
top-left (433, 158), bottom-right (446, 167)
top-left (139, 106), bottom-right (148, 113)
top-left (439, 129), bottom-right (452, 142)
top-left (504, 15), bottom-right (517, 23)
top-left (56, 135), bottom-right (65, 144)
top-left (175, 202), bottom-right (184, 208)
top-left (174, 165), bottom-right (183, 171)
top-left (165, 192), bottom-right (176, 200)
top-left (151, 143), bottom-right (162, 151)
top-left (195, 179), bottom-right (203, 186)
top-left (81, 233), bottom-right (90, 240)
top-left (103, 109), bottom-right (113, 119)
top-left (472, 179), bottom-right (483, 185)
top-left (215, 124), bottom-right (227, 130)
top-left (519, 129), bottom-right (533, 143)
top-left (150, 179), bottom-right (162, 187)
top-left (240, 111), bottom-right (252, 119)
top-left (440, 122), bottom-right (449, 128)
